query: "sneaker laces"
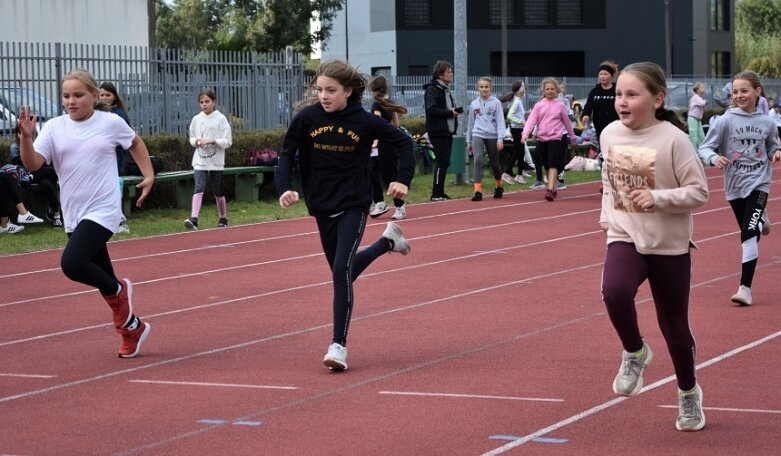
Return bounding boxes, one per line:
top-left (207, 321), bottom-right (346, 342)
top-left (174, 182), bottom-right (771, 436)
top-left (620, 353), bottom-right (643, 377)
top-left (680, 392), bottom-right (701, 419)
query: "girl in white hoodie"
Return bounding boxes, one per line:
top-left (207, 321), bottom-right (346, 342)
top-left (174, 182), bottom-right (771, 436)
top-left (186, 88), bottom-right (233, 230)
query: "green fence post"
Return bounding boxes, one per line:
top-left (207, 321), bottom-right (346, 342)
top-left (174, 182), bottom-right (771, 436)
top-left (449, 135), bottom-right (467, 184)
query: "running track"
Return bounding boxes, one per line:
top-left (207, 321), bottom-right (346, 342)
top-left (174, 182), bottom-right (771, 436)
top-left (1, 166), bottom-right (780, 456)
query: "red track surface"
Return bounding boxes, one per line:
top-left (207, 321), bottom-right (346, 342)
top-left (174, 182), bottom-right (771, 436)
top-left (1, 166), bottom-right (780, 455)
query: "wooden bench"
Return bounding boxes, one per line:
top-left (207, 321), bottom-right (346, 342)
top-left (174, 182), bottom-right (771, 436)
top-left (120, 165), bottom-right (276, 214)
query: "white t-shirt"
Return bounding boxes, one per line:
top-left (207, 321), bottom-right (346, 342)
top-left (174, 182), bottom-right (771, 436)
top-left (188, 110), bottom-right (232, 170)
top-left (34, 111), bottom-right (135, 233)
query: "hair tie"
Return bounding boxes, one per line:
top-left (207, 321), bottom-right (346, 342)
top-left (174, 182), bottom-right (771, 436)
top-left (599, 64), bottom-right (615, 76)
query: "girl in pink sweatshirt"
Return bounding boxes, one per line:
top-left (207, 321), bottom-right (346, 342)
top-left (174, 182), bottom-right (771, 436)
top-left (522, 77), bottom-right (577, 201)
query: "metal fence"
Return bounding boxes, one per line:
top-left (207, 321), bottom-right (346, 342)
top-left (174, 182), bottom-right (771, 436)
top-left (0, 41), bottom-right (306, 138)
top-left (4, 40), bottom-right (781, 139)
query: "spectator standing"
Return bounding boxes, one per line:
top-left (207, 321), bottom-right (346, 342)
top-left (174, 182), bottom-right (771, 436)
top-left (698, 70), bottom-right (781, 306)
top-left (369, 75), bottom-right (410, 220)
top-left (185, 88), bottom-right (233, 230)
top-left (99, 82), bottom-right (131, 233)
top-left (521, 77), bottom-right (577, 201)
top-left (500, 80), bottom-right (533, 185)
top-left (275, 60), bottom-right (415, 371)
top-left (18, 69), bottom-right (155, 358)
top-left (600, 61), bottom-right (709, 432)
top-left (424, 60), bottom-right (460, 201)
top-left (581, 60), bottom-right (620, 143)
top-left (687, 82), bottom-right (707, 150)
top-left (769, 99), bottom-right (781, 137)
top-left (466, 76), bottom-right (506, 201)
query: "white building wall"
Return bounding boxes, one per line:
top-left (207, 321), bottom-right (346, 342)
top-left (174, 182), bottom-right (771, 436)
top-left (323, 0), bottom-right (399, 75)
top-left (0, 0), bottom-right (149, 46)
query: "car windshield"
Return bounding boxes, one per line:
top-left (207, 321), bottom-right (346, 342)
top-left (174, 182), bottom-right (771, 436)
top-left (0, 87), bottom-right (62, 120)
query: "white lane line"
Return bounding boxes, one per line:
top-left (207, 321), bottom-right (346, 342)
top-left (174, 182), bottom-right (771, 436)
top-left (658, 405), bottom-right (781, 414)
top-left (129, 379), bottom-right (298, 390)
top-left (0, 373), bottom-right (56, 379)
top-left (0, 230), bottom-right (604, 347)
top-left (378, 391), bottom-right (564, 402)
top-left (480, 329), bottom-right (781, 455)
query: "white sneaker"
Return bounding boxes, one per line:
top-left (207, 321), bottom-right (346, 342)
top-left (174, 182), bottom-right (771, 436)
top-left (761, 210), bottom-right (770, 236)
top-left (391, 206), bottom-right (406, 220)
top-left (382, 222), bottom-right (410, 255)
top-left (613, 342), bottom-right (653, 396)
top-left (513, 174), bottom-right (526, 184)
top-left (676, 385), bottom-right (705, 431)
top-left (0, 222), bottom-right (24, 234)
top-left (117, 220), bottom-right (130, 234)
top-left (370, 202), bottom-right (389, 218)
top-left (17, 212), bottom-right (43, 224)
top-left (501, 173), bottom-right (515, 185)
top-left (323, 342), bottom-right (348, 371)
top-left (731, 285), bottom-right (752, 306)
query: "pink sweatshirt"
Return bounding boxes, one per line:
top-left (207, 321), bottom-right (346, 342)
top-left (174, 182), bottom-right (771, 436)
top-left (522, 98), bottom-right (577, 142)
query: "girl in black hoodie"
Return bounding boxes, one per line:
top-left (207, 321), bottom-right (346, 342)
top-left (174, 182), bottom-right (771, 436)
top-left (581, 60), bottom-right (621, 142)
top-left (275, 60), bottom-right (416, 372)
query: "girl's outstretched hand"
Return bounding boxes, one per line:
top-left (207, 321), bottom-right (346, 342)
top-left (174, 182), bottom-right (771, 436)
top-left (279, 190), bottom-right (299, 209)
top-left (771, 150), bottom-right (781, 163)
top-left (18, 106), bottom-right (38, 138)
top-left (135, 177), bottom-right (155, 207)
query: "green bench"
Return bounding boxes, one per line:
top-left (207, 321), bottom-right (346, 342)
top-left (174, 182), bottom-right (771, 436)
top-left (120, 165), bottom-right (276, 214)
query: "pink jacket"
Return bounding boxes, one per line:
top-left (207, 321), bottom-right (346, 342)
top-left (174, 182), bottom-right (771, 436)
top-left (522, 98), bottom-right (577, 143)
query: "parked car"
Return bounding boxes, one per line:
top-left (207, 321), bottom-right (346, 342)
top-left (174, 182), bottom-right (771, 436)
top-left (0, 87), bottom-right (63, 137)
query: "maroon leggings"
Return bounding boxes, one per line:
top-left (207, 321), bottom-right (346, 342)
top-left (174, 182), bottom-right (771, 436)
top-left (601, 241), bottom-right (697, 391)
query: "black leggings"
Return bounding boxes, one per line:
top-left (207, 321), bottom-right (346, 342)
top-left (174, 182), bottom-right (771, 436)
top-left (429, 135), bottom-right (452, 197)
top-left (504, 127), bottom-right (524, 175)
top-left (378, 143), bottom-right (404, 207)
top-left (62, 219), bottom-right (118, 296)
top-left (729, 190), bottom-right (768, 288)
top-left (601, 241), bottom-right (697, 391)
top-left (315, 209), bottom-right (391, 346)
top-left (0, 173), bottom-right (22, 219)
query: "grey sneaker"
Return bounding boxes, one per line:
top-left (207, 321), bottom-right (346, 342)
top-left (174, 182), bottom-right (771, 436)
top-left (370, 201), bottom-right (389, 218)
top-left (391, 205), bottom-right (406, 220)
top-left (382, 222), bottom-right (410, 255)
top-left (613, 342), bottom-right (653, 396)
top-left (323, 342), bottom-right (348, 371)
top-left (731, 285), bottom-right (752, 306)
top-left (676, 384), bottom-right (705, 431)
top-left (530, 181), bottom-right (545, 190)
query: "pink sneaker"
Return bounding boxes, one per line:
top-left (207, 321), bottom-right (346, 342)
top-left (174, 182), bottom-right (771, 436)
top-left (104, 279), bottom-right (133, 329)
top-left (117, 322), bottom-right (151, 358)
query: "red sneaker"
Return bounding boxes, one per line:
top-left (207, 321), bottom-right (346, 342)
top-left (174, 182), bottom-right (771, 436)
top-left (545, 189), bottom-right (556, 201)
top-left (104, 279), bottom-right (133, 329)
top-left (117, 322), bottom-right (151, 358)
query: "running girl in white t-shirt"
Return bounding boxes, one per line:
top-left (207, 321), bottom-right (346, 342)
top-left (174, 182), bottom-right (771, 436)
top-left (18, 69), bottom-right (156, 358)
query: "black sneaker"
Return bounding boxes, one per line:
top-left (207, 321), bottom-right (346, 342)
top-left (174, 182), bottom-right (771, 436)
top-left (218, 218), bottom-right (228, 227)
top-left (471, 191), bottom-right (482, 201)
top-left (493, 187), bottom-right (504, 199)
top-left (430, 193), bottom-right (452, 201)
top-left (184, 217), bottom-right (199, 230)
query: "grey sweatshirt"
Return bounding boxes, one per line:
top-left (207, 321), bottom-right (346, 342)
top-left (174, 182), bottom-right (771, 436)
top-left (698, 107), bottom-right (780, 200)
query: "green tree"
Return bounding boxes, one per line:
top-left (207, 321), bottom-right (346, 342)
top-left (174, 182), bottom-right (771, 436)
top-left (155, 0), bottom-right (344, 54)
top-left (735, 0), bottom-right (781, 77)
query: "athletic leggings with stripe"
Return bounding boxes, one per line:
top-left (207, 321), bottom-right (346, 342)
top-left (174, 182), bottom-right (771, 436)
top-left (728, 190), bottom-right (768, 288)
top-left (315, 209), bottom-right (392, 346)
top-left (61, 219), bottom-right (119, 296)
top-left (601, 241), bottom-right (697, 391)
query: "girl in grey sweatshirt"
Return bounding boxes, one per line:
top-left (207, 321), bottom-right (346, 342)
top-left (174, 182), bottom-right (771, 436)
top-left (698, 70), bottom-right (781, 306)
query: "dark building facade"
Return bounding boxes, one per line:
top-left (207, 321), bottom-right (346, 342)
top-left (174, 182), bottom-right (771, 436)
top-left (325, 0), bottom-right (734, 78)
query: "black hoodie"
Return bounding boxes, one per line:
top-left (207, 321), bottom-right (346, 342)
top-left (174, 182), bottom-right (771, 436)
top-left (276, 101), bottom-right (415, 217)
top-left (581, 83), bottom-right (619, 138)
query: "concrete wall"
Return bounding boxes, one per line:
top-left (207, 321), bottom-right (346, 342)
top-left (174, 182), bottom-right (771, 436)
top-left (0, 0), bottom-right (149, 46)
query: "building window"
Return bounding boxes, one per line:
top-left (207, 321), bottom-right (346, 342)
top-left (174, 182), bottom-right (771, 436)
top-left (524, 0), bottom-right (549, 25)
top-left (710, 0), bottom-right (728, 31)
top-left (490, 0), bottom-right (516, 25)
top-left (710, 51), bottom-right (730, 77)
top-left (557, 0), bottom-right (582, 25)
top-left (404, 0), bottom-right (431, 26)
